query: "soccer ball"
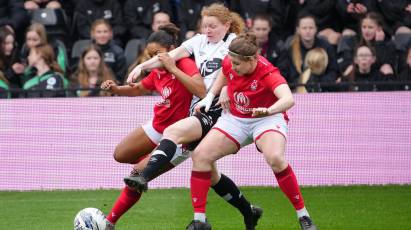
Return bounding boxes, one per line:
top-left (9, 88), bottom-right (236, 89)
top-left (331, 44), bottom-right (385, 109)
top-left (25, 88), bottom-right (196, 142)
top-left (74, 207), bottom-right (109, 230)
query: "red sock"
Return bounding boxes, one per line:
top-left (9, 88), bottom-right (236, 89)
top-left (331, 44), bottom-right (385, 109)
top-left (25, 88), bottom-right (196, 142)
top-left (274, 164), bottom-right (305, 210)
top-left (107, 186), bottom-right (142, 224)
top-left (190, 171), bottom-right (212, 213)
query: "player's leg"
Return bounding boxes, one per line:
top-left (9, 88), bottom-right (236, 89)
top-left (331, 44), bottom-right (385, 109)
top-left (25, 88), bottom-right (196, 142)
top-left (124, 116), bottom-right (203, 190)
top-left (187, 129), bottom-right (238, 229)
top-left (256, 131), bottom-right (317, 230)
top-left (210, 165), bottom-right (263, 230)
top-left (113, 125), bottom-right (157, 163)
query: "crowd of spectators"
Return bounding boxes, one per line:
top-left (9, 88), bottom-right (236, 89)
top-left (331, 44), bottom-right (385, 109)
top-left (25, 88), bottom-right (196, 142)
top-left (0, 0), bottom-right (410, 98)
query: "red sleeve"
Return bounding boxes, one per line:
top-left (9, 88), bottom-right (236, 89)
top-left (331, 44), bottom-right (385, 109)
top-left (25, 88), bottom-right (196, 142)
top-left (222, 55), bottom-right (231, 77)
top-left (141, 72), bottom-right (156, 91)
top-left (176, 58), bottom-right (199, 77)
top-left (261, 67), bottom-right (287, 91)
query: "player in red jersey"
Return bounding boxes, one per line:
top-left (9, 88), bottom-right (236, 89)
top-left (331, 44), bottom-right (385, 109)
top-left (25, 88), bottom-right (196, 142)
top-left (187, 32), bottom-right (318, 230)
top-left (99, 24), bottom-right (206, 229)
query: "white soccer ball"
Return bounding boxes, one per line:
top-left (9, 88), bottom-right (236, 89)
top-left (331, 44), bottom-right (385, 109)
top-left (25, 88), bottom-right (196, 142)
top-left (74, 207), bottom-right (108, 230)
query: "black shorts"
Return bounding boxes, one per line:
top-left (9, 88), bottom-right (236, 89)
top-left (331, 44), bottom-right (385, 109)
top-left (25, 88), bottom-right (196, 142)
top-left (185, 97), bottom-right (222, 151)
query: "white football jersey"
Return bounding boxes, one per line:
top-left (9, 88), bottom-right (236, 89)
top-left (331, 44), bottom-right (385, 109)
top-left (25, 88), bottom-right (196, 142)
top-left (182, 33), bottom-right (236, 91)
top-left (182, 33), bottom-right (236, 111)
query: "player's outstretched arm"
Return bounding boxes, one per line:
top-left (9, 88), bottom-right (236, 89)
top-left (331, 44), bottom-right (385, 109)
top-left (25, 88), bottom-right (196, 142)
top-left (101, 80), bottom-right (150, 96)
top-left (127, 46), bottom-right (190, 84)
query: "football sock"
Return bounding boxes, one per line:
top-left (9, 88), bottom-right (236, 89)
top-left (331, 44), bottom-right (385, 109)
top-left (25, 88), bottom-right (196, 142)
top-left (296, 207), bottom-right (310, 218)
top-left (191, 171), bottom-right (212, 214)
top-left (211, 173), bottom-right (252, 217)
top-left (107, 186), bottom-right (142, 224)
top-left (141, 139), bottom-right (177, 180)
top-left (194, 213), bottom-right (207, 222)
top-left (274, 164), bottom-right (305, 210)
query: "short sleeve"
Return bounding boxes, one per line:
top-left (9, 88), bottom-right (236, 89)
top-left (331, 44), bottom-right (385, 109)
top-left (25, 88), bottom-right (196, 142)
top-left (181, 34), bottom-right (202, 55)
top-left (141, 72), bottom-right (156, 91)
top-left (176, 58), bottom-right (199, 77)
top-left (221, 56), bottom-right (231, 77)
top-left (261, 67), bottom-right (287, 91)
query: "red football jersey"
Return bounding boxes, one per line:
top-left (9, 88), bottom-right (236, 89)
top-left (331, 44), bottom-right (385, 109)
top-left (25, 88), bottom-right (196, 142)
top-left (222, 55), bottom-right (287, 118)
top-left (142, 57), bottom-right (199, 132)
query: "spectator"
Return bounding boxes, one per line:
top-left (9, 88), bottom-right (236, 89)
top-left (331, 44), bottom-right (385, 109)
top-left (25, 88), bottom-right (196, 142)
top-left (71, 44), bottom-right (115, 97)
top-left (298, 0), bottom-right (342, 46)
top-left (398, 47), bottom-right (411, 90)
top-left (0, 26), bottom-right (24, 96)
top-left (151, 11), bottom-right (171, 32)
top-left (277, 14), bottom-right (338, 92)
top-left (176, 0), bottom-right (223, 40)
top-left (74, 0), bottom-right (126, 44)
top-left (20, 23), bottom-right (68, 82)
top-left (336, 0), bottom-right (378, 37)
top-left (376, 0), bottom-right (411, 35)
top-left (90, 19), bottom-right (127, 83)
top-left (295, 47), bottom-right (329, 93)
top-left (24, 0), bottom-right (61, 11)
top-left (22, 44), bottom-right (68, 97)
top-left (337, 12), bottom-right (397, 81)
top-left (251, 14), bottom-right (284, 66)
top-left (0, 0), bottom-right (30, 44)
top-left (341, 45), bottom-right (380, 91)
top-left (123, 0), bottom-right (173, 40)
top-left (0, 71), bottom-right (10, 98)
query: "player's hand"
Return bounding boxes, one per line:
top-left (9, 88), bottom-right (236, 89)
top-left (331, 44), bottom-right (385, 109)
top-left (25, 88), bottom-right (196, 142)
top-left (101, 80), bottom-right (117, 92)
top-left (252, 107), bottom-right (270, 117)
top-left (158, 52), bottom-right (177, 73)
top-left (127, 65), bottom-right (142, 85)
top-left (195, 92), bottom-right (215, 113)
top-left (216, 86), bottom-right (230, 112)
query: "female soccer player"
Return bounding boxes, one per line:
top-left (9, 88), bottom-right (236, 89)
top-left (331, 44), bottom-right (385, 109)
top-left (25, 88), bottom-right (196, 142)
top-left (125, 4), bottom-right (263, 230)
top-left (100, 23), bottom-right (205, 229)
top-left (186, 32), bottom-right (317, 230)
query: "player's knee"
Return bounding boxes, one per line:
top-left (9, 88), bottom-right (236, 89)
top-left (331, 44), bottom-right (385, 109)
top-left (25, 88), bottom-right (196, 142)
top-left (265, 152), bottom-right (286, 169)
top-left (162, 126), bottom-right (183, 144)
top-left (192, 147), bottom-right (210, 164)
top-left (113, 145), bottom-right (129, 163)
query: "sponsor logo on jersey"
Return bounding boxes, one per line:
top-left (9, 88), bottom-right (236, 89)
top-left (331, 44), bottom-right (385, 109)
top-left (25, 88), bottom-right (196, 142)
top-left (234, 92), bottom-right (252, 114)
top-left (200, 58), bottom-right (222, 77)
top-left (156, 86), bottom-right (172, 108)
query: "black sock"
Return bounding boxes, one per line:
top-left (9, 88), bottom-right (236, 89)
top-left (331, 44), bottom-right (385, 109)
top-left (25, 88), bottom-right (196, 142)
top-left (212, 174), bottom-right (252, 217)
top-left (142, 139), bottom-right (177, 181)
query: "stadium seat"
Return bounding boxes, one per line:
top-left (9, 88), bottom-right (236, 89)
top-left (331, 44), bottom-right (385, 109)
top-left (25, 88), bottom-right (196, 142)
top-left (31, 8), bottom-right (69, 41)
top-left (71, 39), bottom-right (92, 60)
top-left (124, 39), bottom-right (146, 67)
top-left (393, 33), bottom-right (411, 51)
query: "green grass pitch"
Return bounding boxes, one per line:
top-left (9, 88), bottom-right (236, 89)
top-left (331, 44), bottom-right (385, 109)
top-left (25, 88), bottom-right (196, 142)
top-left (1, 185), bottom-right (410, 229)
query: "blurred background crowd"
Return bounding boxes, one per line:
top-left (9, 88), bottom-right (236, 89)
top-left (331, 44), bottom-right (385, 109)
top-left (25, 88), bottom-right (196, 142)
top-left (0, 0), bottom-right (410, 98)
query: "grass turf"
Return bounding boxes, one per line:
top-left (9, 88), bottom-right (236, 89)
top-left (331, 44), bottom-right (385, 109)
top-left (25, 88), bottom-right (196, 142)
top-left (0, 185), bottom-right (410, 230)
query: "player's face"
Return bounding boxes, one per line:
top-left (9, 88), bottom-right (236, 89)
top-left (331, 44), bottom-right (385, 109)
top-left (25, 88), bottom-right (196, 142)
top-left (146, 42), bottom-right (168, 58)
top-left (252, 19), bottom-right (271, 45)
top-left (201, 16), bottom-right (230, 44)
top-left (84, 50), bottom-right (101, 72)
top-left (92, 24), bottom-right (112, 45)
top-left (297, 18), bottom-right (317, 43)
top-left (26, 31), bottom-right (41, 48)
top-left (229, 55), bottom-right (256, 76)
top-left (361, 18), bottom-right (379, 41)
top-left (2, 34), bottom-right (15, 56)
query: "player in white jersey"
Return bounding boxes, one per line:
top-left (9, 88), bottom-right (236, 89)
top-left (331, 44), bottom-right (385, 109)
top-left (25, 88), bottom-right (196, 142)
top-left (125, 4), bottom-right (263, 230)
top-left (187, 32), bottom-right (317, 230)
